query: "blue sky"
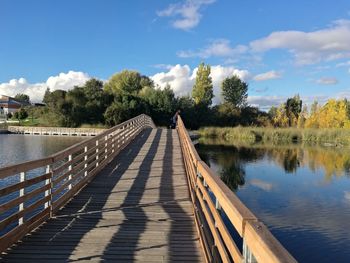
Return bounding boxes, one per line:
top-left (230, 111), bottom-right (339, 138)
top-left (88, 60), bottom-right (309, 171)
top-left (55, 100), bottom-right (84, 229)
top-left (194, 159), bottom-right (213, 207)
top-left (1, 0), bottom-right (350, 108)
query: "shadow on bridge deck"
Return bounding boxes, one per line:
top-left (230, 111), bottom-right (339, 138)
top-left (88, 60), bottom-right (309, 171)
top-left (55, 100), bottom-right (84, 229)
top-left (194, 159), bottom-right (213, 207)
top-left (1, 128), bottom-right (203, 262)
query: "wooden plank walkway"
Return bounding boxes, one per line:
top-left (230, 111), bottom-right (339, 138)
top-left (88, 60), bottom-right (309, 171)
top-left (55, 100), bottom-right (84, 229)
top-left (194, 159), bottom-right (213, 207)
top-left (1, 128), bottom-right (203, 262)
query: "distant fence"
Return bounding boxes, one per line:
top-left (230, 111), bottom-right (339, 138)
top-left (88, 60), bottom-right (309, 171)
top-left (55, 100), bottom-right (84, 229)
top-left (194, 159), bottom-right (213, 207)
top-left (8, 126), bottom-right (107, 137)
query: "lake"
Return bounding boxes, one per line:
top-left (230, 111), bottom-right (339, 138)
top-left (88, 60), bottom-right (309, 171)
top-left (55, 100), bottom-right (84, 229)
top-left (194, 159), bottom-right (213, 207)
top-left (196, 138), bottom-right (350, 263)
top-left (0, 134), bottom-right (85, 168)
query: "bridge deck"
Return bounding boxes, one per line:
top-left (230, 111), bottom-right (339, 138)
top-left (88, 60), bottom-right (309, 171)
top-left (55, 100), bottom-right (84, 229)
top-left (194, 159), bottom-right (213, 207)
top-left (1, 128), bottom-right (203, 262)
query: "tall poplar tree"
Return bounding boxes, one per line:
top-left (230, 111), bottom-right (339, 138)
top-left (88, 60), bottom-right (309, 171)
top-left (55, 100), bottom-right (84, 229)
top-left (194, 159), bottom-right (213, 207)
top-left (192, 63), bottom-right (214, 107)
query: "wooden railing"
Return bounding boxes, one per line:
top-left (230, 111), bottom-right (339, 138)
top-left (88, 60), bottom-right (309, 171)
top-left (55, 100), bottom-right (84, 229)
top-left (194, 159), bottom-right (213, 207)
top-left (0, 114), bottom-right (155, 253)
top-left (177, 116), bottom-right (297, 263)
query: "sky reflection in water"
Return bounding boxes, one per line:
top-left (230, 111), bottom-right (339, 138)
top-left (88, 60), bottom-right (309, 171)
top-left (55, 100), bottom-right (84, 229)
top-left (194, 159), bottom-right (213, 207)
top-left (196, 139), bottom-right (350, 263)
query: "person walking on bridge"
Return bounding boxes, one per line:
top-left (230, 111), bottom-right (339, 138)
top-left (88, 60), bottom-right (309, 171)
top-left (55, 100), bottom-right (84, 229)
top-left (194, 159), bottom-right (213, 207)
top-left (170, 110), bottom-right (181, 129)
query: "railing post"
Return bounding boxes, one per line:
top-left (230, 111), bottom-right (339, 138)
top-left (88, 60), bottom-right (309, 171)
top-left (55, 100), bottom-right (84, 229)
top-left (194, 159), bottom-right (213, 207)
top-left (215, 198), bottom-right (221, 211)
top-left (84, 146), bottom-right (88, 177)
top-left (45, 164), bottom-right (52, 215)
top-left (68, 154), bottom-right (72, 190)
top-left (243, 239), bottom-right (258, 263)
top-left (111, 132), bottom-right (115, 155)
top-left (96, 139), bottom-right (99, 167)
top-left (105, 135), bottom-right (108, 160)
top-left (18, 171), bottom-right (26, 225)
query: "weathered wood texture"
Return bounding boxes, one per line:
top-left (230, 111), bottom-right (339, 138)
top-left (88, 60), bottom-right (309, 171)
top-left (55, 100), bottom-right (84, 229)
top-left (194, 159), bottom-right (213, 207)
top-left (1, 129), bottom-right (203, 262)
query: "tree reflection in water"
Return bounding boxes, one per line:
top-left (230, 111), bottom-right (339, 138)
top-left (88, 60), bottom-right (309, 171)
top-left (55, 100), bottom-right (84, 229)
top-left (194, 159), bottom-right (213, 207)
top-left (196, 138), bottom-right (350, 185)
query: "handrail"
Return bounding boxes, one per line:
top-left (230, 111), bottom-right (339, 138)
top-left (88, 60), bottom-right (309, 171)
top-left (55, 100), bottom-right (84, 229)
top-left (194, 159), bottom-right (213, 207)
top-left (0, 114), bottom-right (155, 253)
top-left (177, 116), bottom-right (297, 263)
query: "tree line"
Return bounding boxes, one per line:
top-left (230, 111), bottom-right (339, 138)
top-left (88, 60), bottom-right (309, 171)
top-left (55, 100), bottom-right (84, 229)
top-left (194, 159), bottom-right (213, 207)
top-left (11, 62), bottom-right (350, 129)
top-left (269, 95), bottom-right (350, 128)
top-left (12, 63), bottom-right (265, 128)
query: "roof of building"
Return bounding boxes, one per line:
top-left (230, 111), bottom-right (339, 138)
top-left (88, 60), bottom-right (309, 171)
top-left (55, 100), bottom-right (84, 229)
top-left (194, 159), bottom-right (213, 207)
top-left (0, 95), bottom-right (25, 107)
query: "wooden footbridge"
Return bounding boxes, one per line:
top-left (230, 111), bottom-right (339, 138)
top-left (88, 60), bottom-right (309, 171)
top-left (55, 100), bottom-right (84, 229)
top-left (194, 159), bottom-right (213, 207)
top-left (0, 114), bottom-right (296, 262)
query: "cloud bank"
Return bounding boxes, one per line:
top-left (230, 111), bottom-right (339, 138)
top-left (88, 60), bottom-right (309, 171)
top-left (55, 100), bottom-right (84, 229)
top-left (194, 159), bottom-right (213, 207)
top-left (0, 71), bottom-right (90, 102)
top-left (177, 19), bottom-right (350, 65)
top-left (151, 64), bottom-right (251, 104)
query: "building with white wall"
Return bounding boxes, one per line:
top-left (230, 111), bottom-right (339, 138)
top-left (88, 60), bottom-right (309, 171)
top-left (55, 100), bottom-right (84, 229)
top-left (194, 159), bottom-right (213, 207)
top-left (0, 95), bottom-right (22, 115)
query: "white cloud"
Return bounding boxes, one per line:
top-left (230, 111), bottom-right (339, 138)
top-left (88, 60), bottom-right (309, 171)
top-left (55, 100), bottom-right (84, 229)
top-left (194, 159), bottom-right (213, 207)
top-left (247, 95), bottom-right (286, 110)
top-left (250, 20), bottom-right (350, 65)
top-left (345, 191), bottom-right (350, 203)
top-left (316, 77), bottom-right (338, 85)
top-left (249, 179), bottom-right (274, 191)
top-left (151, 64), bottom-right (195, 96)
top-left (248, 94), bottom-right (332, 111)
top-left (336, 60), bottom-right (350, 67)
top-left (177, 19), bottom-right (350, 65)
top-left (178, 39), bottom-right (247, 58)
top-left (253, 70), bottom-right (282, 81)
top-left (0, 71), bottom-right (90, 102)
top-left (150, 64), bottom-right (251, 104)
top-left (157, 0), bottom-right (216, 30)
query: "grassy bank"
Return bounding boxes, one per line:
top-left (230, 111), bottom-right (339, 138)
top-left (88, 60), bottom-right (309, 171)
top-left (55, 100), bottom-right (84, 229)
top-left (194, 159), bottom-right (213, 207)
top-left (8, 117), bottom-right (107, 129)
top-left (198, 127), bottom-right (350, 145)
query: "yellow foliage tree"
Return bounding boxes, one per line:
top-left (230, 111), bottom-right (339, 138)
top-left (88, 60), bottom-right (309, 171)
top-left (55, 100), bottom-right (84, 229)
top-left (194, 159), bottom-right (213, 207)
top-left (273, 104), bottom-right (289, 127)
top-left (305, 99), bottom-right (350, 128)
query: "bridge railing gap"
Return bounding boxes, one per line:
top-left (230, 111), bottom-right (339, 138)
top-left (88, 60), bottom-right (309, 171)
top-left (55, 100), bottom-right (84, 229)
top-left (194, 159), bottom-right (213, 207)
top-left (177, 116), bottom-right (297, 263)
top-left (0, 114), bottom-right (154, 253)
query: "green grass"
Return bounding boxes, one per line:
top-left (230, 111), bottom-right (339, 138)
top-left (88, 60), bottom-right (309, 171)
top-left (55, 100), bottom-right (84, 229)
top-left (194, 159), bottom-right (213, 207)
top-left (9, 118), bottom-right (107, 129)
top-left (198, 126), bottom-right (350, 145)
top-left (79, 123), bottom-right (107, 129)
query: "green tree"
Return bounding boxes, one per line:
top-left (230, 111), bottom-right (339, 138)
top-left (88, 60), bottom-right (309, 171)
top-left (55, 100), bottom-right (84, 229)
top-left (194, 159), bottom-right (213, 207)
top-left (139, 84), bottom-right (176, 126)
top-left (43, 89), bottom-right (67, 109)
top-left (221, 75), bottom-right (248, 108)
top-left (285, 95), bottom-right (302, 127)
top-left (104, 70), bottom-right (153, 95)
top-left (104, 94), bottom-right (147, 126)
top-left (175, 95), bottom-right (197, 128)
top-left (192, 63), bottom-right (214, 107)
top-left (15, 94), bottom-right (30, 104)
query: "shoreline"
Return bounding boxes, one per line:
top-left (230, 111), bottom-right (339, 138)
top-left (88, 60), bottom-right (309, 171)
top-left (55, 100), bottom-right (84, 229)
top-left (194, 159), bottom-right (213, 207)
top-left (198, 126), bottom-right (350, 146)
top-left (4, 126), bottom-right (106, 137)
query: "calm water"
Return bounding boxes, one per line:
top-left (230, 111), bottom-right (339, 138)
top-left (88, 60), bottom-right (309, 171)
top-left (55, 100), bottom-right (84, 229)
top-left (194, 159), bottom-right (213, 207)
top-left (0, 135), bottom-right (86, 235)
top-left (0, 134), bottom-right (85, 168)
top-left (196, 139), bottom-right (350, 263)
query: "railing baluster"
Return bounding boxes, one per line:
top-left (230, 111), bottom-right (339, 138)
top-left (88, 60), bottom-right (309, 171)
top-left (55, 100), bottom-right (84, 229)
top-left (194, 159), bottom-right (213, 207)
top-left (84, 146), bottom-right (88, 177)
top-left (68, 154), bottom-right (72, 190)
top-left (18, 171), bottom-right (26, 225)
top-left (96, 139), bottom-right (99, 167)
top-left (104, 135), bottom-right (108, 160)
top-left (243, 239), bottom-right (258, 263)
top-left (45, 164), bottom-right (52, 210)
